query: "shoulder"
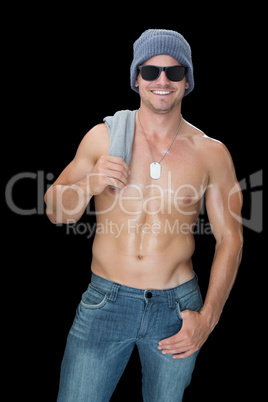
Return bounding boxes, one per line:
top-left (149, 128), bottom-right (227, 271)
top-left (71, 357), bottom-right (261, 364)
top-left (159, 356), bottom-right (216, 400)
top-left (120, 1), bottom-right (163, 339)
top-left (184, 120), bottom-right (237, 184)
top-left (185, 120), bottom-right (234, 170)
top-left (184, 120), bottom-right (225, 150)
top-left (200, 135), bottom-right (235, 181)
top-left (82, 123), bottom-right (109, 144)
top-left (76, 123), bottom-right (109, 163)
top-left (200, 137), bottom-right (237, 189)
top-left (76, 109), bottom-right (137, 162)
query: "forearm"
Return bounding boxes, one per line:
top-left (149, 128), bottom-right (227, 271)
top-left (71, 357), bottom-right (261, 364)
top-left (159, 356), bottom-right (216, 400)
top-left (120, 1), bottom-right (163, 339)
top-left (201, 235), bottom-right (243, 331)
top-left (44, 176), bottom-right (93, 224)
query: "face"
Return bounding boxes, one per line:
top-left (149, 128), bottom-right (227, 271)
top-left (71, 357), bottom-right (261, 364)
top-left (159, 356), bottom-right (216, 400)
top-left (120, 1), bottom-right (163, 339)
top-left (135, 55), bottom-right (189, 114)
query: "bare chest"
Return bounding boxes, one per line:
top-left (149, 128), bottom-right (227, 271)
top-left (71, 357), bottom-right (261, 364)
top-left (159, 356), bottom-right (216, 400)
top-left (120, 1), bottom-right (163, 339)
top-left (97, 132), bottom-right (208, 218)
top-left (126, 132), bottom-right (208, 213)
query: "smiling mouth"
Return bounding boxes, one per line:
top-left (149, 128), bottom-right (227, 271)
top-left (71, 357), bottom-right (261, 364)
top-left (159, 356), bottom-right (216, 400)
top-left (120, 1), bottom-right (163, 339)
top-left (151, 90), bottom-right (173, 95)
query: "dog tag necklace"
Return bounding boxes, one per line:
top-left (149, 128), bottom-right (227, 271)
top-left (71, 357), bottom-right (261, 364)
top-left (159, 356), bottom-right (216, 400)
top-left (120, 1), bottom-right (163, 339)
top-left (137, 110), bottom-right (183, 179)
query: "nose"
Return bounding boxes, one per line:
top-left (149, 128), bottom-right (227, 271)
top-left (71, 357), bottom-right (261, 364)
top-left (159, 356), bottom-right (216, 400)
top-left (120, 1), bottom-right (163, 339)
top-left (155, 70), bottom-right (170, 85)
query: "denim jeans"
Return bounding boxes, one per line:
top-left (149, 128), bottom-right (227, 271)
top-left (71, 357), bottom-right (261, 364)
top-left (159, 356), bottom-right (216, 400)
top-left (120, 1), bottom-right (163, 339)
top-left (57, 273), bottom-right (203, 402)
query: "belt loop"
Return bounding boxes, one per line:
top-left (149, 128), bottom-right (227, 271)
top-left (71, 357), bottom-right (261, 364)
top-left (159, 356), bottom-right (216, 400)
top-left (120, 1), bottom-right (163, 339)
top-left (108, 284), bottom-right (120, 303)
top-left (167, 289), bottom-right (175, 309)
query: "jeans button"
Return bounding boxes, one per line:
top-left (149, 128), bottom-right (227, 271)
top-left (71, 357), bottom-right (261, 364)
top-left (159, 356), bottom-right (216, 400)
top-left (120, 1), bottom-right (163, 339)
top-left (146, 291), bottom-right (153, 299)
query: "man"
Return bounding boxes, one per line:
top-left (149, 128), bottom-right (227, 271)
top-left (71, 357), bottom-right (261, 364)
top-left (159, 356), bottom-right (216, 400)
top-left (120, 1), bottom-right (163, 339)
top-left (45, 29), bottom-right (243, 401)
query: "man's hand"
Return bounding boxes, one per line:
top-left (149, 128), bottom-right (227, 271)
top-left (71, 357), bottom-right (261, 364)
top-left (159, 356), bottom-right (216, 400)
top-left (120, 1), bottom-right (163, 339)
top-left (158, 310), bottom-right (211, 359)
top-left (89, 155), bottom-right (130, 195)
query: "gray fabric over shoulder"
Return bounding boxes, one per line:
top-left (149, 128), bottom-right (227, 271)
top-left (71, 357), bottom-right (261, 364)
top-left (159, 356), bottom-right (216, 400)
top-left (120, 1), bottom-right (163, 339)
top-left (103, 110), bottom-right (137, 166)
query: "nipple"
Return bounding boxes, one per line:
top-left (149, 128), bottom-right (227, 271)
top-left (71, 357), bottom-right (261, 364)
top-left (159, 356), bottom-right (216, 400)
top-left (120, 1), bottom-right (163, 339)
top-left (108, 186), bottom-right (117, 195)
top-left (183, 196), bottom-right (192, 205)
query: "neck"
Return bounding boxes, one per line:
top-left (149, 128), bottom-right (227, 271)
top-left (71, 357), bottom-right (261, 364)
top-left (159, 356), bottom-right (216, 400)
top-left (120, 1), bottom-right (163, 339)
top-left (138, 102), bottom-right (182, 138)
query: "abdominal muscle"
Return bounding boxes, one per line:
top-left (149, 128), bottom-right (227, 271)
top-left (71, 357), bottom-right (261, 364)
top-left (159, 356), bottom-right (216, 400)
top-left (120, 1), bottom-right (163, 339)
top-left (91, 213), bottom-right (196, 290)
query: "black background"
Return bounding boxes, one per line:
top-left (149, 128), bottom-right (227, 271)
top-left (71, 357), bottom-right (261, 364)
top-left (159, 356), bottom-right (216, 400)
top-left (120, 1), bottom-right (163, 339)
top-left (4, 5), bottom-right (264, 401)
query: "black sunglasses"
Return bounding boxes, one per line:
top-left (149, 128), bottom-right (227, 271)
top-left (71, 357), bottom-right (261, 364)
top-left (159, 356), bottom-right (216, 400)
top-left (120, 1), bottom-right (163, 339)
top-left (138, 65), bottom-right (186, 82)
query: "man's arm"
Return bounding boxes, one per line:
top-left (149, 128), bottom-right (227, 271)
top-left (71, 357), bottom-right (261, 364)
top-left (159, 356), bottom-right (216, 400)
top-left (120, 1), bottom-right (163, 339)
top-left (200, 142), bottom-right (243, 328)
top-left (44, 124), bottom-right (130, 224)
top-left (158, 141), bottom-right (243, 358)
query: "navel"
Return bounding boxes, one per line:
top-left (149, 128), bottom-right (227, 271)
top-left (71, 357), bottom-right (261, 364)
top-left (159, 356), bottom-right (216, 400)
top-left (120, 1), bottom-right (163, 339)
top-left (137, 255), bottom-right (143, 260)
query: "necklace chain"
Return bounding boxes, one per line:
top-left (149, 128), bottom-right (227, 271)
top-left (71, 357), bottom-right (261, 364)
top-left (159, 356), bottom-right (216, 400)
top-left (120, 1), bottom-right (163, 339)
top-left (137, 110), bottom-right (183, 164)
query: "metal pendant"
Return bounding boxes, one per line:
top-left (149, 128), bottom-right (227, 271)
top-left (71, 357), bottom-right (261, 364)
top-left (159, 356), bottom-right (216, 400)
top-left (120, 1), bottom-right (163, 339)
top-left (150, 162), bottom-right (161, 179)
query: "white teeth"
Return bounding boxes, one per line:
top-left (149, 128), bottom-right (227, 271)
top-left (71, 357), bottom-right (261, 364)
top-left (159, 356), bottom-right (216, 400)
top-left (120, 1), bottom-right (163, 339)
top-left (152, 91), bottom-right (172, 95)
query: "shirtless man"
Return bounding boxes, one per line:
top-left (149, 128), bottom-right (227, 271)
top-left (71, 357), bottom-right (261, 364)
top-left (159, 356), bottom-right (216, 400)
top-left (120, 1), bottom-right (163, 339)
top-left (45, 29), bottom-right (243, 401)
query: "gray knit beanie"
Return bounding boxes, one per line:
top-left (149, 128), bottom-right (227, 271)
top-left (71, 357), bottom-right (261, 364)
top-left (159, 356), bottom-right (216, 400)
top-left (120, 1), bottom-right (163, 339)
top-left (130, 29), bottom-right (194, 97)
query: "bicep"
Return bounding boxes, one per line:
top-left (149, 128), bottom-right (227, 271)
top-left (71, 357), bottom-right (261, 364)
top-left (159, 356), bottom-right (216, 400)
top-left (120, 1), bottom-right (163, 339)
top-left (53, 124), bottom-right (109, 186)
top-left (53, 158), bottom-right (91, 186)
top-left (205, 144), bottom-right (243, 243)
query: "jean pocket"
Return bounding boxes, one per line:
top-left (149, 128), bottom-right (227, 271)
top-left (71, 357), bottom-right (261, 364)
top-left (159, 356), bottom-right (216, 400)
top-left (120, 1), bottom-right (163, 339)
top-left (179, 288), bottom-right (203, 313)
top-left (175, 287), bottom-right (203, 321)
top-left (80, 284), bottom-right (109, 309)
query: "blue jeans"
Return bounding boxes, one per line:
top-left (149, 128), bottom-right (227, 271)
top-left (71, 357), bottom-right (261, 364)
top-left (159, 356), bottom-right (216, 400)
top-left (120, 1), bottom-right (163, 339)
top-left (57, 273), bottom-right (203, 402)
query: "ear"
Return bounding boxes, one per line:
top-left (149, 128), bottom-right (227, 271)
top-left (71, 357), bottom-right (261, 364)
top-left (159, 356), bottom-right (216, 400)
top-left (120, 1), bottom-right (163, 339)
top-left (185, 80), bottom-right (190, 90)
top-left (135, 78), bottom-right (139, 88)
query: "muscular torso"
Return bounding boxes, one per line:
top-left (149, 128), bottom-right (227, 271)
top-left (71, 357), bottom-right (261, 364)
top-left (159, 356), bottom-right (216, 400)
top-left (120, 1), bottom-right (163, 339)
top-left (91, 116), bottom-right (210, 289)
